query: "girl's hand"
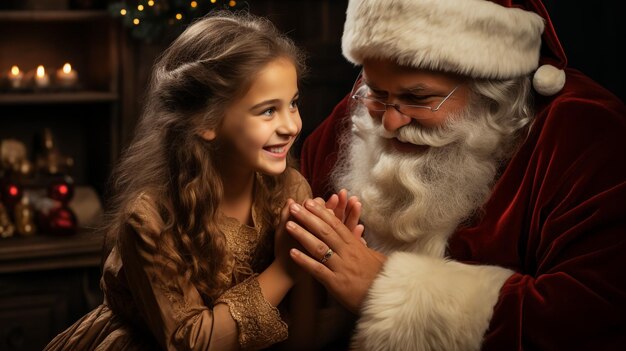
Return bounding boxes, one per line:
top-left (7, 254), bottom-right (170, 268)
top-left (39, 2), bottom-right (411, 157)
top-left (274, 198), bottom-right (303, 280)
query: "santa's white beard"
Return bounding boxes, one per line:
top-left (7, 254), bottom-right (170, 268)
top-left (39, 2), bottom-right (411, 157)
top-left (332, 104), bottom-right (515, 256)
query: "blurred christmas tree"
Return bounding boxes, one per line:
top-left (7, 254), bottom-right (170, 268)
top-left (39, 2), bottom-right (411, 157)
top-left (109, 0), bottom-right (247, 43)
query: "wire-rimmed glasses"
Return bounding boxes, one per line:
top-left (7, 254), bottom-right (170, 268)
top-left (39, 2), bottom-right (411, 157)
top-left (350, 73), bottom-right (460, 120)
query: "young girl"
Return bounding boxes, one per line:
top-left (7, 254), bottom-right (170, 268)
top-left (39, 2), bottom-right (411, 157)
top-left (45, 12), bottom-right (317, 351)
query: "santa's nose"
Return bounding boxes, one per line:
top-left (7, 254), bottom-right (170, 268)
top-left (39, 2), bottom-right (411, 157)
top-left (381, 107), bottom-right (412, 132)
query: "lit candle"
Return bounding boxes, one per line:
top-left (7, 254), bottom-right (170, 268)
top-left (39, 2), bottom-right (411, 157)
top-left (34, 65), bottom-right (50, 89)
top-left (55, 63), bottom-right (78, 88)
top-left (7, 65), bottom-right (24, 89)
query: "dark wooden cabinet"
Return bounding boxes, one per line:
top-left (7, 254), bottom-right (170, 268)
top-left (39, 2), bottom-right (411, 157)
top-left (0, 231), bottom-right (104, 351)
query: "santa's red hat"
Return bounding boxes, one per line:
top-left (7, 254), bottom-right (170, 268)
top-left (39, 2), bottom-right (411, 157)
top-left (342, 0), bottom-right (567, 96)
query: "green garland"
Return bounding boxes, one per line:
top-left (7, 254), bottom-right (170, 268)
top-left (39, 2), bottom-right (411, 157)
top-left (108, 0), bottom-right (248, 43)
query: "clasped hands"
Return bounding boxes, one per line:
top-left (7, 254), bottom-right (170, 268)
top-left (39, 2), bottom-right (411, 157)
top-left (278, 190), bottom-right (387, 313)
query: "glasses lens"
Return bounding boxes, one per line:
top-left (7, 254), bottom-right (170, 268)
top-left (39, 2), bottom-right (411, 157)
top-left (362, 97), bottom-right (386, 112)
top-left (398, 105), bottom-right (428, 116)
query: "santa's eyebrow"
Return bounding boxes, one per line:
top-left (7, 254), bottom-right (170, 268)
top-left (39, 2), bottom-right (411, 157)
top-left (407, 85), bottom-right (429, 93)
top-left (363, 78), bottom-right (431, 93)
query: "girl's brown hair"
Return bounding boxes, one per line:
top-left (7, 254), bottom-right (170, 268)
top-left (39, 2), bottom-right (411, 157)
top-left (102, 12), bottom-right (306, 304)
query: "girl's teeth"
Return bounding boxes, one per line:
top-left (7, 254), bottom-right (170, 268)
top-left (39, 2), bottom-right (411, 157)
top-left (269, 146), bottom-right (285, 153)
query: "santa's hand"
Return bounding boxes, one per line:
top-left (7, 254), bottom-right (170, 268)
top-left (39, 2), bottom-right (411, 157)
top-left (286, 199), bottom-right (386, 313)
top-left (320, 189), bottom-right (365, 239)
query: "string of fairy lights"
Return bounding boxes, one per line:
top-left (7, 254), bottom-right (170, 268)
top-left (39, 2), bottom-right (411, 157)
top-left (109, 0), bottom-right (247, 42)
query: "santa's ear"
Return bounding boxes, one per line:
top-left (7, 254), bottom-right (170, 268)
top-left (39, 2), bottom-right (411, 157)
top-left (200, 129), bottom-right (217, 141)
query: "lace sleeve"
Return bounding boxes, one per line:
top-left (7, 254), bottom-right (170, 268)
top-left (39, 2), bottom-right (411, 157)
top-left (286, 168), bottom-right (313, 204)
top-left (215, 275), bottom-right (288, 350)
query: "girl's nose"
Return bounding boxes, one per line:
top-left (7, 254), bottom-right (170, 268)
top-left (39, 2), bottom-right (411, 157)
top-left (278, 110), bottom-right (301, 136)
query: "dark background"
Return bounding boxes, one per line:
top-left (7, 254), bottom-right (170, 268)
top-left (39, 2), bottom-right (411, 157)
top-left (543, 1), bottom-right (625, 104)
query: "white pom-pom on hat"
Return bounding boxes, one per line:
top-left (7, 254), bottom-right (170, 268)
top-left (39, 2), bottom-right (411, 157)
top-left (533, 64), bottom-right (566, 96)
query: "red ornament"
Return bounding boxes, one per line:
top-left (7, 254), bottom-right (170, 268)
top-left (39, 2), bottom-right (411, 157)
top-left (2, 182), bottom-right (22, 207)
top-left (37, 205), bottom-right (77, 236)
top-left (8, 185), bottom-right (19, 197)
top-left (48, 176), bottom-right (74, 203)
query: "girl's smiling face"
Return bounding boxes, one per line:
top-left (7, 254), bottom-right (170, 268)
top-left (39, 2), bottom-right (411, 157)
top-left (208, 57), bottom-right (301, 176)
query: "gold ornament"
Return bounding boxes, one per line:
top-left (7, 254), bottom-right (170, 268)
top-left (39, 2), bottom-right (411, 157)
top-left (0, 203), bottom-right (15, 238)
top-left (15, 196), bottom-right (37, 236)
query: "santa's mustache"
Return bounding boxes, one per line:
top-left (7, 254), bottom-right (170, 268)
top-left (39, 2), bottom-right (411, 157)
top-left (353, 109), bottom-right (465, 149)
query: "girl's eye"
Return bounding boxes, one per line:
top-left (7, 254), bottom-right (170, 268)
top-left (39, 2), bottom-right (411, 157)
top-left (261, 108), bottom-right (276, 117)
top-left (289, 99), bottom-right (299, 110)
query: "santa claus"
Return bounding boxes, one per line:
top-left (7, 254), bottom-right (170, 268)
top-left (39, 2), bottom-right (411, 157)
top-left (287, 0), bottom-right (626, 350)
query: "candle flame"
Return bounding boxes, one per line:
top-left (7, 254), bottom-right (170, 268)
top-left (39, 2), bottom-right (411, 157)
top-left (36, 65), bottom-right (45, 77)
top-left (63, 63), bottom-right (72, 74)
top-left (11, 65), bottom-right (20, 75)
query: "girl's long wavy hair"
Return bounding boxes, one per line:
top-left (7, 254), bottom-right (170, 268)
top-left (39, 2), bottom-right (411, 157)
top-left (101, 12), bottom-right (306, 304)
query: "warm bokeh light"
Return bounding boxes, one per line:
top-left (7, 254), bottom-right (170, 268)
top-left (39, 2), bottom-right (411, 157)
top-left (211, 0), bottom-right (216, 3)
top-left (10, 65), bottom-right (20, 76)
top-left (191, 1), bottom-right (197, 8)
top-left (138, 5), bottom-right (144, 11)
top-left (229, 0), bottom-right (236, 6)
top-left (120, 8), bottom-right (127, 15)
top-left (9, 185), bottom-right (19, 197)
top-left (36, 65), bottom-right (45, 78)
top-left (133, 18), bottom-right (140, 25)
top-left (175, 13), bottom-right (183, 20)
top-left (148, 0), bottom-right (155, 6)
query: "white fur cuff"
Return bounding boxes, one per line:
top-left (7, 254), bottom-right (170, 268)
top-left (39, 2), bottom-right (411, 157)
top-left (352, 252), bottom-right (514, 351)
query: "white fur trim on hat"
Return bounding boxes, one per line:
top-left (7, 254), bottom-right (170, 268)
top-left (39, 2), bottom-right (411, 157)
top-left (533, 64), bottom-right (566, 96)
top-left (342, 0), bottom-right (545, 80)
top-left (352, 252), bottom-right (514, 351)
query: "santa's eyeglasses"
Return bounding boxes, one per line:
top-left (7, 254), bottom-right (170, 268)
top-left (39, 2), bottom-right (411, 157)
top-left (350, 75), bottom-right (460, 120)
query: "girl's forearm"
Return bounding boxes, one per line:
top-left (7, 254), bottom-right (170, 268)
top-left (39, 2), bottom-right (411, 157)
top-left (207, 304), bottom-right (239, 351)
top-left (257, 260), bottom-right (295, 306)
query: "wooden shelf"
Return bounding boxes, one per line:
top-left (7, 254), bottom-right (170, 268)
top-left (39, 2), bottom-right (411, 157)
top-left (0, 10), bottom-right (109, 22)
top-left (0, 230), bottom-right (104, 274)
top-left (0, 91), bottom-right (118, 105)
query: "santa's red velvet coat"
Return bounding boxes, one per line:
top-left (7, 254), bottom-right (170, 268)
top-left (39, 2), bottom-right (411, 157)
top-left (300, 68), bottom-right (626, 350)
